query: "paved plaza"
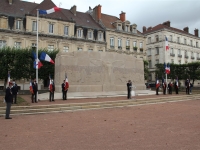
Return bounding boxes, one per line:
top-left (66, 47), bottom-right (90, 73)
top-left (0, 95), bottom-right (200, 150)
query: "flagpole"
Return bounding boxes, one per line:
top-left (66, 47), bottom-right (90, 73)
top-left (36, 9), bottom-right (39, 101)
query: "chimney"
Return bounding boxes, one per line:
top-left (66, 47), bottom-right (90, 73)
top-left (143, 26), bottom-right (146, 33)
top-left (119, 11), bottom-right (126, 22)
top-left (96, 4), bottom-right (101, 20)
top-left (70, 5), bottom-right (76, 16)
top-left (183, 27), bottom-right (189, 33)
top-left (147, 27), bottom-right (152, 31)
top-left (163, 21), bottom-right (170, 27)
top-left (8, 0), bottom-right (12, 4)
top-left (194, 29), bottom-right (199, 37)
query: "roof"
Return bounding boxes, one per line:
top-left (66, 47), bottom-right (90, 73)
top-left (61, 9), bottom-right (103, 30)
top-left (101, 13), bottom-right (120, 29)
top-left (0, 0), bottom-right (37, 17)
top-left (143, 24), bottom-right (197, 37)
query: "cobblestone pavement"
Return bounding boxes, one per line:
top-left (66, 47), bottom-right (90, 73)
top-left (0, 95), bottom-right (200, 150)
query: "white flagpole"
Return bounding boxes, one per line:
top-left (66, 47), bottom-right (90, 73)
top-left (36, 9), bottom-right (39, 102)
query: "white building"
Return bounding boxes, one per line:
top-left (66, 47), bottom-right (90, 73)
top-left (143, 21), bottom-right (200, 81)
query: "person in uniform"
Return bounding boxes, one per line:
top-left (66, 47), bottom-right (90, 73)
top-left (49, 79), bottom-right (55, 102)
top-left (127, 80), bottom-right (132, 99)
top-left (168, 82), bottom-right (172, 94)
top-left (12, 80), bottom-right (18, 104)
top-left (155, 77), bottom-right (160, 95)
top-left (174, 77), bottom-right (179, 94)
top-left (5, 82), bottom-right (13, 119)
top-left (32, 79), bottom-right (38, 103)
top-left (163, 80), bottom-right (167, 95)
top-left (61, 80), bottom-right (67, 100)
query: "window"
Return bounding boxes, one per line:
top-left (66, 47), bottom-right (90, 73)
top-left (155, 59), bottom-right (159, 65)
top-left (64, 26), bottom-right (68, 36)
top-left (148, 37), bottom-right (151, 44)
top-left (63, 46), bottom-right (69, 52)
top-left (16, 20), bottom-right (21, 30)
top-left (190, 40), bottom-right (193, 46)
top-left (0, 40), bottom-right (6, 48)
top-left (117, 24), bottom-right (121, 30)
top-left (178, 60), bottom-right (181, 64)
top-left (125, 25), bottom-right (128, 32)
top-left (148, 48), bottom-right (151, 56)
top-left (118, 38), bottom-right (122, 47)
top-left (139, 42), bottom-right (143, 48)
top-left (178, 49), bottom-right (181, 55)
top-left (32, 21), bottom-right (37, 31)
top-left (98, 50), bottom-right (103, 52)
top-left (77, 47), bottom-right (82, 51)
top-left (184, 39), bottom-right (187, 45)
top-left (98, 32), bottom-right (102, 41)
top-left (177, 37), bottom-right (180, 43)
top-left (132, 28), bottom-right (136, 33)
top-left (77, 29), bottom-right (82, 38)
top-left (133, 41), bottom-right (137, 47)
top-left (49, 23), bottom-right (54, 33)
top-left (48, 45), bottom-right (54, 51)
top-left (170, 48), bottom-right (174, 54)
top-left (32, 43), bottom-right (36, 50)
top-left (14, 42), bottom-right (21, 49)
top-left (110, 37), bottom-right (114, 46)
top-left (191, 52), bottom-right (194, 57)
top-left (88, 49), bottom-right (93, 52)
top-left (149, 60), bottom-right (152, 68)
top-left (155, 35), bottom-right (159, 42)
top-left (88, 31), bottom-right (93, 39)
top-left (126, 40), bottom-right (130, 46)
top-left (170, 35), bottom-right (173, 41)
top-left (171, 59), bottom-right (174, 64)
top-left (156, 47), bottom-right (159, 55)
top-left (197, 53), bottom-right (200, 58)
top-left (196, 42), bottom-right (198, 48)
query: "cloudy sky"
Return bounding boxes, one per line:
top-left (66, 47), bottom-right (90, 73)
top-left (26, 0), bottom-right (200, 35)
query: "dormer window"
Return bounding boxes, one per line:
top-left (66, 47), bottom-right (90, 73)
top-left (32, 21), bottom-right (37, 31)
top-left (155, 35), bottom-right (159, 42)
top-left (77, 29), bottom-right (83, 38)
top-left (117, 24), bottom-right (121, 30)
top-left (88, 30), bottom-right (93, 40)
top-left (125, 25), bottom-right (129, 32)
top-left (49, 23), bottom-right (54, 33)
top-left (16, 20), bottom-right (21, 30)
top-left (98, 32), bottom-right (103, 41)
top-left (64, 26), bottom-right (69, 36)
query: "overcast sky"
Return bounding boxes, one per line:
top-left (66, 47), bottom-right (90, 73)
top-left (26, 0), bottom-right (200, 35)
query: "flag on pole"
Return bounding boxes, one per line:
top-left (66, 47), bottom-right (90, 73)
top-left (32, 51), bottom-right (43, 69)
top-left (65, 73), bottom-right (69, 91)
top-left (40, 52), bottom-right (54, 64)
top-left (30, 80), bottom-right (34, 94)
top-left (39, 7), bottom-right (60, 15)
top-left (165, 63), bottom-right (170, 74)
top-left (165, 37), bottom-right (169, 51)
top-left (156, 78), bottom-right (160, 89)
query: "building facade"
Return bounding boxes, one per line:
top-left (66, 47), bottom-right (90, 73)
top-left (143, 21), bottom-right (200, 81)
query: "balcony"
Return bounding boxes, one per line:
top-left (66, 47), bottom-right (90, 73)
top-left (140, 48), bottom-right (143, 52)
top-left (126, 46), bottom-right (130, 50)
top-left (118, 46), bottom-right (122, 50)
top-left (185, 55), bottom-right (189, 59)
top-left (197, 57), bottom-right (200, 60)
top-left (191, 56), bottom-right (195, 59)
top-left (170, 53), bottom-right (175, 57)
top-left (110, 46), bottom-right (114, 49)
top-left (133, 47), bottom-right (138, 51)
top-left (178, 54), bottom-right (182, 58)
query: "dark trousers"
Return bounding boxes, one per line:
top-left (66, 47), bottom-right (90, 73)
top-left (13, 94), bottom-right (17, 104)
top-left (5, 102), bottom-right (11, 118)
top-left (127, 89), bottom-right (131, 99)
top-left (186, 87), bottom-right (189, 94)
top-left (163, 88), bottom-right (166, 95)
top-left (156, 88), bottom-right (159, 95)
top-left (175, 88), bottom-right (179, 94)
top-left (49, 92), bottom-right (54, 101)
top-left (62, 91), bottom-right (67, 100)
top-left (32, 93), bottom-right (37, 103)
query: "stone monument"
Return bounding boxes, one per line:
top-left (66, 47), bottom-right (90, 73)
top-left (54, 51), bottom-right (145, 92)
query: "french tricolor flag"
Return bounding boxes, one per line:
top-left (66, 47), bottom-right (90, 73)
top-left (65, 74), bottom-right (69, 91)
top-left (40, 52), bottom-right (54, 64)
top-left (39, 7), bottom-right (60, 15)
top-left (165, 37), bottom-right (169, 51)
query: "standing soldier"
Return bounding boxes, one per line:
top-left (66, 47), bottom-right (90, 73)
top-left (163, 80), bottom-right (167, 95)
top-left (5, 82), bottom-right (13, 119)
top-left (61, 80), bottom-right (67, 100)
top-left (49, 79), bottom-right (55, 102)
top-left (174, 76), bottom-right (179, 94)
top-left (155, 76), bottom-right (160, 95)
top-left (12, 80), bottom-right (18, 104)
top-left (32, 79), bottom-right (38, 103)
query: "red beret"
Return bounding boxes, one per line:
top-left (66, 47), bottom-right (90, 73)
top-left (9, 82), bottom-right (13, 85)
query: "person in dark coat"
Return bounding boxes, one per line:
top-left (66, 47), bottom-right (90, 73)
top-left (168, 82), bottom-right (172, 94)
top-left (61, 80), bottom-right (67, 100)
top-left (162, 80), bottom-right (167, 95)
top-left (12, 80), bottom-right (18, 104)
top-left (5, 82), bottom-right (13, 119)
top-left (174, 77), bottom-right (179, 94)
top-left (49, 79), bottom-right (55, 102)
top-left (32, 79), bottom-right (38, 103)
top-left (127, 80), bottom-right (132, 99)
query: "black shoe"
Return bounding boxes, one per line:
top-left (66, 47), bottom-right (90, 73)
top-left (5, 117), bottom-right (12, 119)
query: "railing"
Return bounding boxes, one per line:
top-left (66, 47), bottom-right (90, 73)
top-left (170, 53), bottom-right (175, 57)
top-left (178, 54), bottom-right (182, 58)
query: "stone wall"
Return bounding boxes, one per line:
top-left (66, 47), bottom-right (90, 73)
top-left (54, 51), bottom-right (145, 92)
